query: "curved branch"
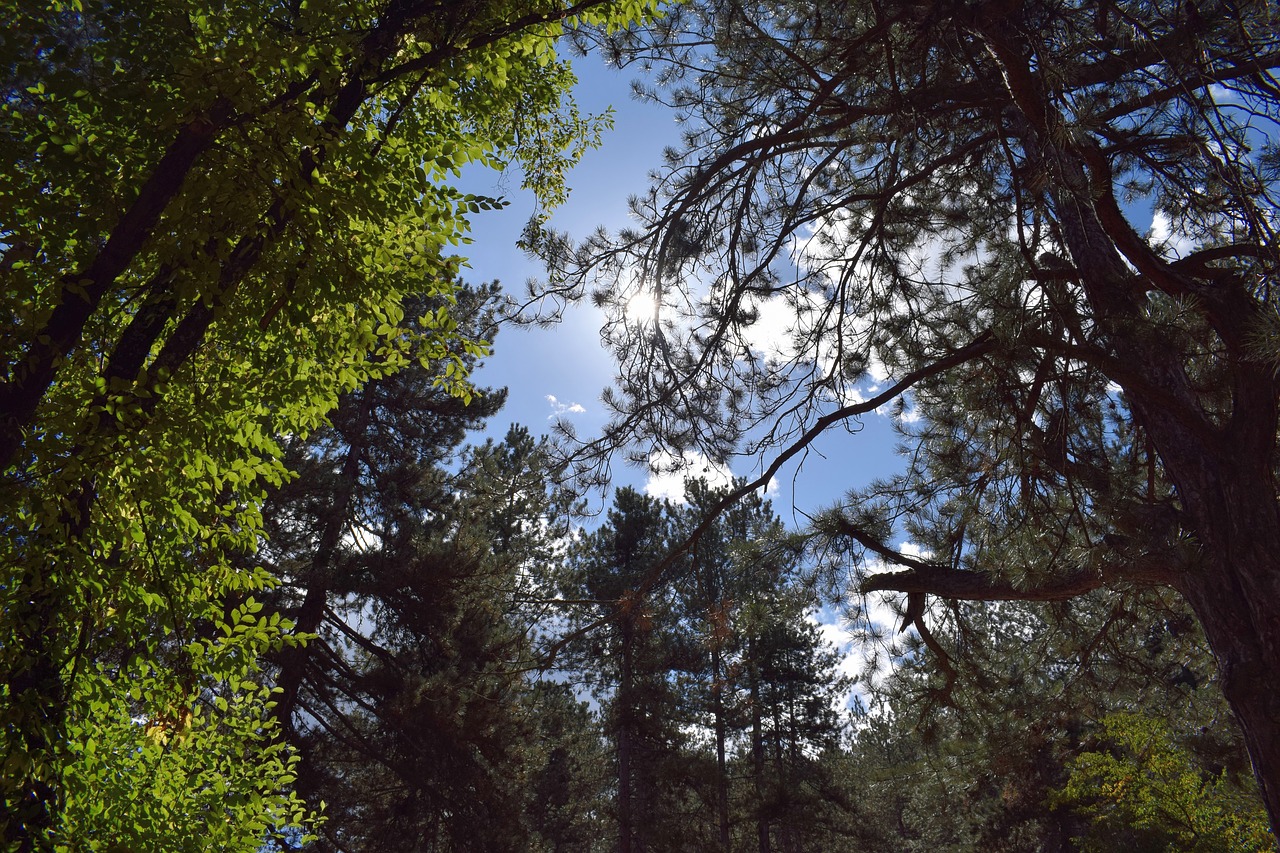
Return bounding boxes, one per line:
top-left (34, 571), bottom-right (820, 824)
top-left (636, 329), bottom-right (997, 599)
top-left (537, 331), bottom-right (998, 672)
top-left (0, 109), bottom-right (225, 469)
top-left (861, 564), bottom-right (1104, 602)
top-left (858, 543), bottom-right (1183, 601)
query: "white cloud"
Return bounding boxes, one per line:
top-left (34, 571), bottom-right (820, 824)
top-left (808, 540), bottom-right (940, 715)
top-left (1150, 210), bottom-right (1197, 259)
top-left (808, 605), bottom-right (885, 717)
top-left (739, 292), bottom-right (798, 363)
top-left (643, 449), bottom-right (735, 503)
top-left (545, 394), bottom-right (586, 419)
top-left (761, 475), bottom-right (781, 498)
top-left (814, 616), bottom-right (863, 712)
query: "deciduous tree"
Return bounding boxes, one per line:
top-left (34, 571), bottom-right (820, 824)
top-left (0, 0), bottom-right (659, 844)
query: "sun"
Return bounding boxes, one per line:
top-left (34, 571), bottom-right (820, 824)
top-left (622, 287), bottom-right (661, 326)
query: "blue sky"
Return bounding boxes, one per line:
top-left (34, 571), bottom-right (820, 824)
top-left (458, 52), bottom-right (906, 524)
top-left (454, 51), bottom-right (929, 708)
top-left (444, 24), bottom-right (1244, 716)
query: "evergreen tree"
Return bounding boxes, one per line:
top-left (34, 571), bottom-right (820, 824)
top-left (277, 421), bottom-right (572, 851)
top-left (559, 487), bottom-right (689, 853)
top-left (669, 479), bottom-right (855, 852)
top-left (734, 583), bottom-right (852, 853)
top-left (543, 480), bottom-right (869, 852)
top-left (525, 681), bottom-right (613, 853)
top-left (262, 284), bottom-right (507, 735)
top-left (255, 284), bottom-right (579, 850)
top-left (670, 479), bottom-right (775, 851)
top-left (539, 0), bottom-right (1280, 829)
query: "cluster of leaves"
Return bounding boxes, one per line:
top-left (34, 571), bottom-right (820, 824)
top-left (1055, 712), bottom-right (1274, 853)
top-left (1, 0), bottom-right (663, 845)
top-left (59, 604), bottom-right (311, 853)
top-left (825, 580), bottom-right (1276, 852)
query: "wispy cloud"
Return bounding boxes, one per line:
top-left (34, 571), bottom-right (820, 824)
top-left (546, 394), bottom-right (586, 419)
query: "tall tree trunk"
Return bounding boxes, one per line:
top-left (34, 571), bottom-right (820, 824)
top-left (977, 21), bottom-right (1280, 831)
top-left (712, 643), bottom-right (731, 852)
top-left (617, 618), bottom-right (636, 853)
top-left (1066, 173), bottom-right (1280, 838)
top-left (1154, 451), bottom-right (1280, 832)
top-left (272, 385), bottom-right (375, 731)
top-left (749, 646), bottom-right (772, 853)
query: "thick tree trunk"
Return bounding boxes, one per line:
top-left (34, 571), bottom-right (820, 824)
top-left (1184, 566), bottom-right (1280, 834)
top-left (980, 21), bottom-right (1280, 834)
top-left (1066, 170), bottom-right (1280, 840)
top-left (1156, 453), bottom-right (1280, 833)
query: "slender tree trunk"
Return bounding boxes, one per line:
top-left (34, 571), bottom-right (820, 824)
top-left (778, 692), bottom-right (798, 853)
top-left (712, 644), bottom-right (731, 852)
top-left (749, 647), bottom-right (771, 853)
top-left (617, 619), bottom-right (635, 853)
top-left (272, 385), bottom-right (375, 731)
top-left (771, 714), bottom-right (788, 853)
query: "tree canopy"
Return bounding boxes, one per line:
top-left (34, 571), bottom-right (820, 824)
top-left (9, 0), bottom-right (1280, 847)
top-left (534, 0), bottom-right (1280, 834)
top-left (0, 0), bottom-right (658, 846)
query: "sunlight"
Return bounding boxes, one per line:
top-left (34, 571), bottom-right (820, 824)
top-left (622, 287), bottom-right (661, 326)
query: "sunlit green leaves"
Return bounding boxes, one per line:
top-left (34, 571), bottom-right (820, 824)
top-left (2, 0), bottom-right (666, 844)
top-left (1054, 713), bottom-right (1275, 853)
top-left (58, 619), bottom-right (318, 852)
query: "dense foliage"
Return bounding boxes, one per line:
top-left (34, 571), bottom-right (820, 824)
top-left (273, 444), bottom-right (1268, 850)
top-left (8, 0), bottom-right (1279, 848)
top-left (0, 0), bottom-right (657, 845)
top-left (1055, 712), bottom-right (1273, 852)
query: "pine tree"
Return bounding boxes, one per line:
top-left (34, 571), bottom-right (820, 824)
top-left (256, 285), bottom-right (572, 850)
top-left (667, 480), bottom-right (856, 852)
top-left (671, 480), bottom-right (771, 851)
top-left (262, 284), bottom-right (506, 736)
top-left (540, 0), bottom-right (1280, 830)
top-left (558, 487), bottom-right (688, 853)
top-left (525, 681), bottom-right (613, 853)
top-left (669, 480), bottom-right (805, 850)
top-left (734, 586), bottom-right (852, 853)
